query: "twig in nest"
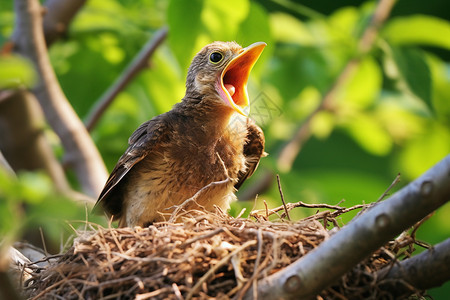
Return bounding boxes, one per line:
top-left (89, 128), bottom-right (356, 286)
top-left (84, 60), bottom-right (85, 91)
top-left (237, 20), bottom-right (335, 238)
top-left (135, 287), bottom-right (173, 300)
top-left (250, 199), bottom-right (357, 219)
top-left (172, 283), bottom-right (183, 300)
top-left (277, 174), bottom-right (291, 221)
top-left (185, 240), bottom-right (257, 300)
top-left (235, 228), bottom-right (264, 300)
top-left (167, 178), bottom-right (231, 222)
top-left (377, 173), bottom-right (401, 203)
top-left (264, 200), bottom-right (269, 219)
top-left (357, 173), bottom-right (402, 217)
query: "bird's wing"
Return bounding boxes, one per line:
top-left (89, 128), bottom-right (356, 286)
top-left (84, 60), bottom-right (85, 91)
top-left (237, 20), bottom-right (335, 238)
top-left (234, 119), bottom-right (266, 190)
top-left (93, 116), bottom-right (169, 217)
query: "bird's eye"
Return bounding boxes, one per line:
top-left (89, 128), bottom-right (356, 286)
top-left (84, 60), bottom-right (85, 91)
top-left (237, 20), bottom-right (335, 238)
top-left (209, 52), bottom-right (223, 64)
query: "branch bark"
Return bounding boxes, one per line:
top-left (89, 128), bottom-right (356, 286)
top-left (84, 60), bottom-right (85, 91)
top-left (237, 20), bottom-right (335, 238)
top-left (0, 90), bottom-right (71, 192)
top-left (377, 238), bottom-right (450, 295)
top-left (42, 0), bottom-right (87, 45)
top-left (244, 154), bottom-right (450, 299)
top-left (84, 26), bottom-right (168, 132)
top-left (12, 0), bottom-right (108, 197)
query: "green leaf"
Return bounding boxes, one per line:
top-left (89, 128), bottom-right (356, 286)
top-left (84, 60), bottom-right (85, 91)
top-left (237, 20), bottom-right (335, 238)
top-left (0, 55), bottom-right (36, 89)
top-left (141, 51), bottom-right (185, 113)
top-left (426, 54), bottom-right (450, 124)
top-left (270, 12), bottom-right (315, 45)
top-left (167, 0), bottom-right (204, 70)
top-left (201, 0), bottom-right (250, 41)
top-left (342, 113), bottom-right (393, 156)
top-left (397, 123), bottom-right (450, 180)
top-left (390, 46), bottom-right (432, 110)
top-left (236, 2), bottom-right (272, 78)
top-left (383, 15), bottom-right (450, 50)
top-left (337, 57), bottom-right (382, 109)
top-left (266, 45), bottom-right (331, 101)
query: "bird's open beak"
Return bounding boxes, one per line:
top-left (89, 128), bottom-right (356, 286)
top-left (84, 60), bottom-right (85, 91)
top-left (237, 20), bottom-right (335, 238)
top-left (217, 42), bottom-right (266, 116)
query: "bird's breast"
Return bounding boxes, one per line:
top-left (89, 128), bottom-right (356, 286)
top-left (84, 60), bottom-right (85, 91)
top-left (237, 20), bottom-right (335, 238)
top-left (122, 119), bottom-right (248, 226)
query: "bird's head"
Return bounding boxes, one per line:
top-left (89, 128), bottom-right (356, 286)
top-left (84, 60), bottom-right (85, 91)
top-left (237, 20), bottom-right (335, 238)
top-left (185, 41), bottom-right (266, 116)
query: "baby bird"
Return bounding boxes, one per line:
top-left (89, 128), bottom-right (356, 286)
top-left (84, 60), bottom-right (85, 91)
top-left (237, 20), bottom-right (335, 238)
top-left (94, 41), bottom-right (266, 227)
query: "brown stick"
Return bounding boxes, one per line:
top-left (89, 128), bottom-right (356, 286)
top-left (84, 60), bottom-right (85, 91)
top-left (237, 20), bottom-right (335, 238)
top-left (85, 27), bottom-right (169, 132)
top-left (376, 173), bottom-right (401, 202)
top-left (0, 91), bottom-right (71, 192)
top-left (276, 175), bottom-right (291, 221)
top-left (12, 0), bottom-right (108, 197)
top-left (42, 0), bottom-right (87, 45)
top-left (1, 0), bottom-right (86, 196)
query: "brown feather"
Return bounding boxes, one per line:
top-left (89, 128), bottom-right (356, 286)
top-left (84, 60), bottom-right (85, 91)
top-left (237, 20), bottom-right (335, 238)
top-left (94, 41), bottom-right (266, 227)
top-left (93, 115), bottom-right (169, 218)
top-left (234, 118), bottom-right (266, 190)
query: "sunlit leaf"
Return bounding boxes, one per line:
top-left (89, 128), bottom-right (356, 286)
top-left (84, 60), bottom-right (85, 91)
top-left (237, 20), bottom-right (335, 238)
top-left (141, 51), bottom-right (184, 113)
top-left (270, 12), bottom-right (315, 45)
top-left (328, 6), bottom-right (359, 37)
top-left (0, 55), bottom-right (36, 88)
top-left (236, 2), bottom-right (272, 78)
top-left (201, 0), bottom-right (250, 41)
top-left (426, 54), bottom-right (450, 124)
top-left (397, 123), bottom-right (450, 180)
top-left (311, 111), bottom-right (335, 139)
top-left (342, 113), bottom-right (392, 156)
top-left (375, 97), bottom-right (425, 142)
top-left (266, 45), bottom-right (331, 101)
top-left (388, 46), bottom-right (432, 111)
top-left (337, 57), bottom-right (382, 109)
top-left (383, 15), bottom-right (450, 50)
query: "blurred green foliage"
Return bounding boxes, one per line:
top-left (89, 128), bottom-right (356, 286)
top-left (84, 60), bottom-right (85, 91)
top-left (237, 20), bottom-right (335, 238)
top-left (0, 0), bottom-right (449, 296)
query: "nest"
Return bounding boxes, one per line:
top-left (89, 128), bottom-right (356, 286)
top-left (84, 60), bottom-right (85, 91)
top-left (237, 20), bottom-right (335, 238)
top-left (21, 203), bottom-right (425, 300)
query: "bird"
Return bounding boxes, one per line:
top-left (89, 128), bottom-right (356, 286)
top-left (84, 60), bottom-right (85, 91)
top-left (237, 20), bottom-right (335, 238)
top-left (94, 41), bottom-right (266, 227)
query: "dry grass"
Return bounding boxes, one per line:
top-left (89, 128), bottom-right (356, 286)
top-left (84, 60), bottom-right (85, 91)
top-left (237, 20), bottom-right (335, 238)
top-left (21, 203), bottom-right (425, 299)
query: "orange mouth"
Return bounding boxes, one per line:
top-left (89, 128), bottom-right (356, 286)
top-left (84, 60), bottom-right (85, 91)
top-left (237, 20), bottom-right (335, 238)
top-left (217, 42), bottom-right (266, 116)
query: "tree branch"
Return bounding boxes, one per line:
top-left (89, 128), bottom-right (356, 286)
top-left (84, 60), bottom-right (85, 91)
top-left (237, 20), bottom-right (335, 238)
top-left (0, 90), bottom-right (71, 192)
top-left (377, 238), bottom-right (450, 295)
top-left (84, 27), bottom-right (169, 132)
top-left (244, 154), bottom-right (450, 299)
top-left (42, 0), bottom-right (87, 45)
top-left (12, 0), bottom-right (108, 197)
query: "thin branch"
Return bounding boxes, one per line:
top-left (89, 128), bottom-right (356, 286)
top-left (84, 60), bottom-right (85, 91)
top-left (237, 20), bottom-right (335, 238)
top-left (42, 0), bottom-right (87, 45)
top-left (0, 90), bottom-right (71, 192)
top-left (244, 154), bottom-right (450, 299)
top-left (276, 175), bottom-right (291, 221)
top-left (85, 27), bottom-right (169, 132)
top-left (377, 238), bottom-right (450, 295)
top-left (250, 199), bottom-right (361, 219)
top-left (356, 173), bottom-right (402, 217)
top-left (376, 173), bottom-right (401, 203)
top-left (12, 0), bottom-right (108, 197)
top-left (2, 1), bottom-right (86, 195)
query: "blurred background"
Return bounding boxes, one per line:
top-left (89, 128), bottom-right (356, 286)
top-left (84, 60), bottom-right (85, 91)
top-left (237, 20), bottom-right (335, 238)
top-left (1, 0), bottom-right (449, 297)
